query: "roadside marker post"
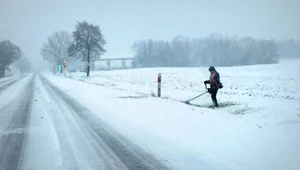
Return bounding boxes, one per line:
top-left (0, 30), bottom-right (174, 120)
top-left (158, 73), bottom-right (161, 97)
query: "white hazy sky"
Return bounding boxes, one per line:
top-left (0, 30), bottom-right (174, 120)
top-left (0, 0), bottom-right (299, 68)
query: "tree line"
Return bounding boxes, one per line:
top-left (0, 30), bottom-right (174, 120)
top-left (0, 40), bottom-right (31, 78)
top-left (132, 34), bottom-right (279, 67)
top-left (278, 39), bottom-right (300, 58)
top-left (41, 21), bottom-right (106, 76)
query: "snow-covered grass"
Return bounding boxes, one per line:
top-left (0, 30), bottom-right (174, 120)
top-left (44, 59), bottom-right (300, 170)
top-left (70, 59), bottom-right (300, 102)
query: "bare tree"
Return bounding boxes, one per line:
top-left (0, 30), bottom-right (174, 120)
top-left (0, 40), bottom-right (22, 78)
top-left (277, 39), bottom-right (300, 58)
top-left (15, 56), bottom-right (31, 73)
top-left (41, 31), bottom-right (71, 65)
top-left (68, 21), bottom-right (106, 76)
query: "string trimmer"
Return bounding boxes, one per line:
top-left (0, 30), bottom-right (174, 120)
top-left (183, 85), bottom-right (209, 104)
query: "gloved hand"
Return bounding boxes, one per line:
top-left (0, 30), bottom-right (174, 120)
top-left (207, 88), bottom-right (212, 94)
top-left (219, 83), bottom-right (223, 89)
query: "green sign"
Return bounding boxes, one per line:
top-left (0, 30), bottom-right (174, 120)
top-left (58, 64), bottom-right (62, 73)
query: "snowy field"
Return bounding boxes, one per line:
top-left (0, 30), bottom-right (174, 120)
top-left (44, 59), bottom-right (300, 170)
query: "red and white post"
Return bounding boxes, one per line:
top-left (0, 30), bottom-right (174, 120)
top-left (158, 73), bottom-right (161, 97)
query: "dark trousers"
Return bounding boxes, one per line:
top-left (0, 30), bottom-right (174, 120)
top-left (211, 89), bottom-right (219, 107)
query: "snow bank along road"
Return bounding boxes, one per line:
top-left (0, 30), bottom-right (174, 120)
top-left (0, 74), bottom-right (169, 170)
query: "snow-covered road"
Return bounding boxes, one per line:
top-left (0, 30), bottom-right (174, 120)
top-left (0, 74), bottom-right (169, 170)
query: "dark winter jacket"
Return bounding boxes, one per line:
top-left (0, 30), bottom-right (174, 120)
top-left (204, 71), bottom-right (221, 89)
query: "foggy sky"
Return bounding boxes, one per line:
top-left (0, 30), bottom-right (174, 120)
top-left (0, 0), bottom-right (299, 69)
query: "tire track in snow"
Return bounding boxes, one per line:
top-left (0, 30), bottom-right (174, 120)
top-left (40, 74), bottom-right (169, 170)
top-left (0, 75), bottom-right (27, 93)
top-left (0, 75), bottom-right (26, 86)
top-left (0, 75), bottom-right (25, 84)
top-left (0, 75), bottom-right (35, 170)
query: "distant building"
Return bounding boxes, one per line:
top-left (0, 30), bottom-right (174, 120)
top-left (66, 54), bottom-right (134, 71)
top-left (96, 54), bottom-right (134, 70)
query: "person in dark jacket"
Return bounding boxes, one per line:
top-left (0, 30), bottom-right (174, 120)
top-left (204, 66), bottom-right (221, 107)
